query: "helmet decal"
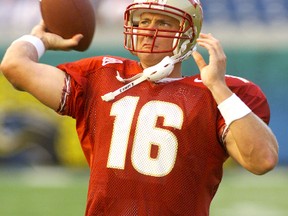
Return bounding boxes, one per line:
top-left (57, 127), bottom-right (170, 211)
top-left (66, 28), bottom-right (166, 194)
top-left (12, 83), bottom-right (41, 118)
top-left (189, 0), bottom-right (200, 6)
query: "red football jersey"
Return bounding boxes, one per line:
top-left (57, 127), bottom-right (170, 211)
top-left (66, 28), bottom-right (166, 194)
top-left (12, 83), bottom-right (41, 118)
top-left (57, 56), bottom-right (270, 216)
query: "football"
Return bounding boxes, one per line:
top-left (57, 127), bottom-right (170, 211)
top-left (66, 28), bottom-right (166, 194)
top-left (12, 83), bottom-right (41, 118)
top-left (40, 0), bottom-right (96, 51)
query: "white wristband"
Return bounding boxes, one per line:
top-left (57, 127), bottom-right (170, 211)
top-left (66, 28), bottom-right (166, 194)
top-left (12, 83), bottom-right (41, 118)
top-left (218, 93), bottom-right (252, 127)
top-left (12, 35), bottom-right (46, 60)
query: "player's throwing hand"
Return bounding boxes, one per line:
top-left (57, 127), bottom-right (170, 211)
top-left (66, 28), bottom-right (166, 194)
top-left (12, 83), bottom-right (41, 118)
top-left (31, 20), bottom-right (84, 51)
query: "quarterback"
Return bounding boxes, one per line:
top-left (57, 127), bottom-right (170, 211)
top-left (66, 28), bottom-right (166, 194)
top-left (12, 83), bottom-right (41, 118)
top-left (0, 0), bottom-right (278, 215)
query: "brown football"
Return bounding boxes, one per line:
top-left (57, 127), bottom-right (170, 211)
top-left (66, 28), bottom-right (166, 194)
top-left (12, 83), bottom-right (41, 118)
top-left (40, 0), bottom-right (96, 51)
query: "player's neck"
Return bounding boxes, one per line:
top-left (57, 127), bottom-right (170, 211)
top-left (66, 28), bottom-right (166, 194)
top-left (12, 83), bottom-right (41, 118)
top-left (139, 59), bottom-right (182, 78)
top-left (168, 62), bottom-right (182, 78)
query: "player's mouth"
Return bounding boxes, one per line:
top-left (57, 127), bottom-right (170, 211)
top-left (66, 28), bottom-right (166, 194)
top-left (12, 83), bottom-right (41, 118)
top-left (142, 43), bottom-right (158, 51)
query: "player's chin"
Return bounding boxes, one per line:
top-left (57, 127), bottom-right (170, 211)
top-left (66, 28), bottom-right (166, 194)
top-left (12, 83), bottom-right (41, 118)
top-left (138, 50), bottom-right (171, 59)
top-left (137, 52), bottom-right (168, 67)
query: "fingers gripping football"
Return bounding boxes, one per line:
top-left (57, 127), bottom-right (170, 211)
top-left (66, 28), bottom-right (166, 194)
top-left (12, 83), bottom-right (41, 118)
top-left (39, 0), bottom-right (96, 51)
top-left (31, 21), bottom-right (84, 51)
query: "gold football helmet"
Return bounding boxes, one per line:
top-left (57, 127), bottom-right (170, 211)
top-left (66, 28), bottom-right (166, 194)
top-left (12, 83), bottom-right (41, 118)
top-left (124, 0), bottom-right (203, 62)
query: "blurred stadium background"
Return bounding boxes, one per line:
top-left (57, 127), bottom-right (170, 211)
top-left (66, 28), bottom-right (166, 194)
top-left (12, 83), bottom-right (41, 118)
top-left (0, 0), bottom-right (287, 215)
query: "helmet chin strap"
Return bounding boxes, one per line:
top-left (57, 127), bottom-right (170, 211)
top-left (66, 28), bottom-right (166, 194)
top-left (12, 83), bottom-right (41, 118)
top-left (101, 56), bottom-right (175, 102)
top-left (101, 43), bottom-right (197, 102)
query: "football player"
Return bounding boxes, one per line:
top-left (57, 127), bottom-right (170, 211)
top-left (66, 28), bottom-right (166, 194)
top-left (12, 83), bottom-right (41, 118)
top-left (0, 0), bottom-right (278, 215)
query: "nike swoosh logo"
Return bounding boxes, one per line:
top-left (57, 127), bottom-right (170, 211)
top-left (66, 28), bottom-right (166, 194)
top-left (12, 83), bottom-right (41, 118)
top-left (194, 78), bottom-right (203, 83)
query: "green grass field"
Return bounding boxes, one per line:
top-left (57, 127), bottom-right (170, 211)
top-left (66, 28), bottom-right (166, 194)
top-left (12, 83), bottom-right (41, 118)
top-left (0, 166), bottom-right (287, 216)
top-left (211, 167), bottom-right (288, 216)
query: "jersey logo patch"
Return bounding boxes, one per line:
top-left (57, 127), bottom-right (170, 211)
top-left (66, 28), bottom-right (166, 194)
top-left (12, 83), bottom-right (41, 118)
top-left (102, 57), bottom-right (123, 66)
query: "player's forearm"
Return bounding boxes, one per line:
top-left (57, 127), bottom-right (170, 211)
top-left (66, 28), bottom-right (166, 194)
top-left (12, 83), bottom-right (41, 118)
top-left (209, 82), bottom-right (279, 174)
top-left (227, 114), bottom-right (279, 175)
top-left (1, 41), bottom-right (39, 91)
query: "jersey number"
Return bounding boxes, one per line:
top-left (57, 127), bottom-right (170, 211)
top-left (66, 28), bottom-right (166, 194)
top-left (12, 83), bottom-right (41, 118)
top-left (107, 96), bottom-right (184, 177)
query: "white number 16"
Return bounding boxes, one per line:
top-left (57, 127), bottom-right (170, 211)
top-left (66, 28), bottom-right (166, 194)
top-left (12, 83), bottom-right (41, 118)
top-left (107, 96), bottom-right (184, 177)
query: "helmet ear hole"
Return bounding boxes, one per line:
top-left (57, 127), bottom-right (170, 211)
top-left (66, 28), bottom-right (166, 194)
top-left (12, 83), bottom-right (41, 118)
top-left (181, 40), bottom-right (189, 53)
top-left (173, 39), bottom-right (189, 58)
top-left (172, 33), bottom-right (180, 55)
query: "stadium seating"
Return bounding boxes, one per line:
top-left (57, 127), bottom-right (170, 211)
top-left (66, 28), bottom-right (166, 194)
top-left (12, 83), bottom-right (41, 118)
top-left (0, 0), bottom-right (287, 43)
top-left (202, 0), bottom-right (288, 25)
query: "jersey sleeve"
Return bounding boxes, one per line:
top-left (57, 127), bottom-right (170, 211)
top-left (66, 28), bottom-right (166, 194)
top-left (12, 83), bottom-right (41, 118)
top-left (229, 76), bottom-right (270, 124)
top-left (217, 75), bottom-right (271, 142)
top-left (55, 55), bottom-right (137, 117)
top-left (56, 57), bottom-right (102, 118)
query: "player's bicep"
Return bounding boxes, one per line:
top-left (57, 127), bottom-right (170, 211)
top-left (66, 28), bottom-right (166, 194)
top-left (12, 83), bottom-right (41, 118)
top-left (224, 130), bottom-right (244, 164)
top-left (23, 62), bottom-right (66, 111)
top-left (1, 42), bottom-right (66, 111)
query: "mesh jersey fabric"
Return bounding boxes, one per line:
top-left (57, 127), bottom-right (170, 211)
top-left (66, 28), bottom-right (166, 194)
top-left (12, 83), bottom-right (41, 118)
top-left (57, 56), bottom-right (270, 216)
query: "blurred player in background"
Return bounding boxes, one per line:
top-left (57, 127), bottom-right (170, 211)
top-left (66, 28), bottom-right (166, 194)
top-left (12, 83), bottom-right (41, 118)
top-left (0, 0), bottom-right (279, 215)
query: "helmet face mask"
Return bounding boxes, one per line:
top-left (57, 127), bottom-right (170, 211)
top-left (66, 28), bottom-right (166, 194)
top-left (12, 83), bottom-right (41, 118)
top-left (124, 0), bottom-right (203, 61)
